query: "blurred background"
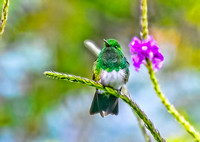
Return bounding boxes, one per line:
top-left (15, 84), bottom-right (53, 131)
top-left (0, 0), bottom-right (200, 141)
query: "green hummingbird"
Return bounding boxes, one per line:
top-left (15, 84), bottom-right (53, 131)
top-left (90, 39), bottom-right (130, 117)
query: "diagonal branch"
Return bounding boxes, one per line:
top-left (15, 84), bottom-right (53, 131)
top-left (136, 113), bottom-right (151, 142)
top-left (121, 85), bottom-right (151, 142)
top-left (0, 0), bottom-right (9, 35)
top-left (44, 71), bottom-right (166, 142)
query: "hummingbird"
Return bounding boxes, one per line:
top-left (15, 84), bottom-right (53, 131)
top-left (89, 39), bottom-right (129, 117)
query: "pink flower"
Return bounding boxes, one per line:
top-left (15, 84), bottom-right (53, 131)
top-left (129, 36), bottom-right (164, 71)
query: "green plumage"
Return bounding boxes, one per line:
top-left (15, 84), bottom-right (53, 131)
top-left (90, 39), bottom-right (129, 117)
top-left (95, 39), bottom-right (127, 72)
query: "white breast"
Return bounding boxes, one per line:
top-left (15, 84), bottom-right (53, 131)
top-left (99, 69), bottom-right (125, 90)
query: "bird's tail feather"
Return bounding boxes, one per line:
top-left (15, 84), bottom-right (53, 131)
top-left (89, 89), bottom-right (118, 117)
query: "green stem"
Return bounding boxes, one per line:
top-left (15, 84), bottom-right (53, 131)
top-left (140, 0), bottom-right (200, 139)
top-left (146, 59), bottom-right (200, 141)
top-left (121, 86), bottom-right (151, 142)
top-left (136, 112), bottom-right (151, 142)
top-left (141, 0), bottom-right (148, 40)
top-left (0, 0), bottom-right (9, 35)
top-left (44, 71), bottom-right (166, 142)
top-left (139, 1), bottom-right (152, 141)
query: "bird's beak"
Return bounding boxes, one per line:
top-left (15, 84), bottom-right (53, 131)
top-left (104, 39), bottom-right (110, 47)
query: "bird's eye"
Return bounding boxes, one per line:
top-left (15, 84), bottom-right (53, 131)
top-left (114, 46), bottom-right (118, 48)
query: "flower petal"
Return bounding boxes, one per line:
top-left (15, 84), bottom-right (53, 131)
top-left (129, 35), bottom-right (164, 71)
top-left (154, 51), bottom-right (164, 61)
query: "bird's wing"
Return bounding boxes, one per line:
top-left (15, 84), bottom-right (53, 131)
top-left (124, 57), bottom-right (130, 83)
top-left (92, 60), bottom-right (102, 82)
